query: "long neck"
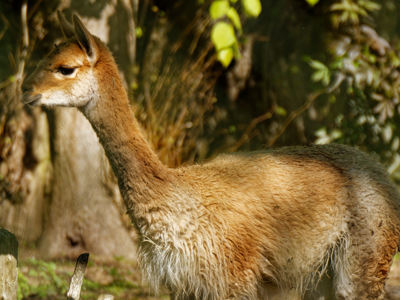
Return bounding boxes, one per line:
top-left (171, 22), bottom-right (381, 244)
top-left (81, 57), bottom-right (171, 213)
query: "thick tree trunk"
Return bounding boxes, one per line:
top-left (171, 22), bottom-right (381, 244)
top-left (0, 108), bottom-right (50, 243)
top-left (39, 108), bottom-right (136, 259)
top-left (37, 1), bottom-right (138, 259)
top-left (0, 0), bottom-right (215, 260)
top-left (0, 0), bottom-right (138, 260)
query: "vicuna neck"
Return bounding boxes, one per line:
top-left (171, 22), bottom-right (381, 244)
top-left (81, 53), bottom-right (171, 211)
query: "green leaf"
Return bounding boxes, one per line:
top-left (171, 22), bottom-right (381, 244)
top-left (217, 48), bottom-right (234, 67)
top-left (330, 3), bottom-right (346, 11)
top-left (275, 106), bottom-right (287, 116)
top-left (305, 0), bottom-right (319, 6)
top-left (241, 0), bottom-right (262, 17)
top-left (390, 51), bottom-right (400, 68)
top-left (312, 70), bottom-right (325, 82)
top-left (309, 59), bottom-right (330, 86)
top-left (130, 81), bottom-right (139, 90)
top-left (308, 59), bottom-right (327, 70)
top-left (311, 69), bottom-right (330, 86)
top-left (330, 59), bottom-right (343, 69)
top-left (211, 21), bottom-right (237, 51)
top-left (232, 42), bottom-right (241, 59)
top-left (210, 0), bottom-right (230, 19)
top-left (359, 0), bottom-right (380, 11)
top-left (331, 129), bottom-right (342, 140)
top-left (135, 27), bottom-right (143, 38)
top-left (227, 7), bottom-right (242, 30)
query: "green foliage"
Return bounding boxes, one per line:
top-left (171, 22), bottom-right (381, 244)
top-left (17, 258), bottom-right (166, 299)
top-left (208, 0), bottom-right (261, 67)
top-left (307, 59), bottom-right (331, 86)
top-left (305, 0), bottom-right (400, 179)
top-left (17, 258), bottom-right (69, 299)
top-left (241, 0), bottom-right (262, 17)
top-left (227, 7), bottom-right (242, 30)
top-left (211, 22), bottom-right (236, 51)
top-left (135, 27), bottom-right (143, 38)
top-left (275, 106), bottom-right (287, 116)
top-left (210, 0), bottom-right (230, 19)
top-left (305, 0), bottom-right (320, 7)
top-left (217, 47), bottom-right (234, 67)
top-left (210, 21), bottom-right (240, 67)
top-left (330, 0), bottom-right (380, 26)
top-left (315, 127), bottom-right (343, 144)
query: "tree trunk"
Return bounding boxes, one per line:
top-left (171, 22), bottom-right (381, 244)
top-left (37, 2), bottom-right (138, 259)
top-left (0, 0), bottom-right (216, 260)
top-left (0, 0), bottom-right (138, 260)
top-left (0, 108), bottom-right (50, 243)
top-left (39, 108), bottom-right (136, 259)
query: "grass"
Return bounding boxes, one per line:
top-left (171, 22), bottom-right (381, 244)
top-left (17, 257), bottom-right (170, 300)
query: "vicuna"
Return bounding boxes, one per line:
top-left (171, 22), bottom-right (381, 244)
top-left (23, 12), bottom-right (400, 300)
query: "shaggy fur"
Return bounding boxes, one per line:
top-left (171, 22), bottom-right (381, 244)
top-left (23, 13), bottom-right (400, 300)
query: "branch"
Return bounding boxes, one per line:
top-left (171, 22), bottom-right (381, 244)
top-left (228, 110), bottom-right (273, 152)
top-left (16, 0), bottom-right (29, 88)
top-left (268, 89), bottom-right (325, 147)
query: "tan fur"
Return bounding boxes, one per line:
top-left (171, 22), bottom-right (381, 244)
top-left (23, 14), bottom-right (400, 300)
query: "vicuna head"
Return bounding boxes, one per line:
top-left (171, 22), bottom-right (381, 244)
top-left (23, 12), bottom-right (109, 108)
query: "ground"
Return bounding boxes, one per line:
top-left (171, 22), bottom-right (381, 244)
top-left (17, 253), bottom-right (400, 300)
top-left (17, 255), bottom-right (169, 300)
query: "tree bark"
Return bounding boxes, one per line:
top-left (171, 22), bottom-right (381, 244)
top-left (39, 108), bottom-right (136, 259)
top-left (0, 108), bottom-right (50, 243)
top-left (37, 1), bottom-right (138, 259)
top-left (0, 0), bottom-right (216, 260)
top-left (0, 0), bottom-right (138, 260)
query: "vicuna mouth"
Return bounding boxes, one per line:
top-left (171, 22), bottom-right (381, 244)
top-left (23, 93), bottom-right (42, 106)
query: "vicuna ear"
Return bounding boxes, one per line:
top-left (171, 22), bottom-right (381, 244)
top-left (57, 11), bottom-right (75, 39)
top-left (72, 14), bottom-right (98, 64)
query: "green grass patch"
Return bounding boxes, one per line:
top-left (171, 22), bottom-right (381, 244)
top-left (17, 257), bottom-right (168, 300)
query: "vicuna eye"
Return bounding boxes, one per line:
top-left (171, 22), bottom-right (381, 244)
top-left (57, 67), bottom-right (76, 76)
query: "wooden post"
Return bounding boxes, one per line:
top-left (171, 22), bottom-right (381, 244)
top-left (67, 253), bottom-right (89, 300)
top-left (0, 228), bottom-right (18, 300)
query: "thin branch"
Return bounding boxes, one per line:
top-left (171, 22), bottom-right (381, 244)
top-left (0, 13), bottom-right (9, 41)
top-left (16, 0), bottom-right (29, 88)
top-left (2, 0), bottom-right (29, 119)
top-left (125, 0), bottom-right (137, 68)
top-left (27, 0), bottom-right (43, 20)
top-left (267, 89), bottom-right (325, 147)
top-left (228, 111), bottom-right (273, 152)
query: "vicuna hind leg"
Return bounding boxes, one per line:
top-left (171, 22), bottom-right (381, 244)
top-left (334, 222), bottom-right (399, 300)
